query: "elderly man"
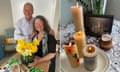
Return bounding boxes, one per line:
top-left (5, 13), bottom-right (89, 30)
top-left (14, 2), bottom-right (54, 41)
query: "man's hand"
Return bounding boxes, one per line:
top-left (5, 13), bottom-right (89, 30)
top-left (49, 29), bottom-right (55, 36)
top-left (28, 32), bottom-right (36, 39)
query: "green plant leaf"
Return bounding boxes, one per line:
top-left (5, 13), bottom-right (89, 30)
top-left (73, 53), bottom-right (78, 59)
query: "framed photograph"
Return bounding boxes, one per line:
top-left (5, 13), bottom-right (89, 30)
top-left (84, 14), bottom-right (114, 37)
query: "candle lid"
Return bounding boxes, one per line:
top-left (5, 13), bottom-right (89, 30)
top-left (83, 44), bottom-right (97, 57)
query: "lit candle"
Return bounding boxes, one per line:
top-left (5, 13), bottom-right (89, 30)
top-left (63, 41), bottom-right (80, 67)
top-left (71, 2), bottom-right (84, 32)
top-left (73, 31), bottom-right (86, 58)
top-left (83, 44), bottom-right (98, 71)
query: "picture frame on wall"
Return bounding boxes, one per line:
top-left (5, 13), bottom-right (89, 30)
top-left (84, 14), bottom-right (114, 37)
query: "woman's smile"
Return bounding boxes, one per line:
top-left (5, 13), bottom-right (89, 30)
top-left (35, 19), bottom-right (44, 32)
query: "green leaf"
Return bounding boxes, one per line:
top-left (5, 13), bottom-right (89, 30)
top-left (8, 58), bottom-right (21, 66)
top-left (73, 53), bottom-right (78, 59)
top-left (29, 67), bottom-right (44, 72)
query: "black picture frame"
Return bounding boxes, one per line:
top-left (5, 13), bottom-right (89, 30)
top-left (84, 14), bottom-right (114, 37)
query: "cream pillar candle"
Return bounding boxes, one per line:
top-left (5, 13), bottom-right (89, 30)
top-left (63, 42), bottom-right (80, 68)
top-left (73, 31), bottom-right (86, 58)
top-left (83, 44), bottom-right (98, 71)
top-left (71, 2), bottom-right (84, 32)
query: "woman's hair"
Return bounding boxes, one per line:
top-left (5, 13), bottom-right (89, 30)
top-left (33, 15), bottom-right (51, 33)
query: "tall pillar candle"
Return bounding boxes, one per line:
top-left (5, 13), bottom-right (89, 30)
top-left (63, 42), bottom-right (80, 68)
top-left (71, 3), bottom-right (84, 32)
top-left (73, 31), bottom-right (86, 58)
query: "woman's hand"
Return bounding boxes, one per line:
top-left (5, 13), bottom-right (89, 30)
top-left (29, 32), bottom-right (36, 39)
top-left (37, 32), bottom-right (44, 40)
top-left (28, 53), bottom-right (55, 67)
top-left (28, 59), bottom-right (39, 67)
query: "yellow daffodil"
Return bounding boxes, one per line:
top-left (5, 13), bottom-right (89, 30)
top-left (16, 39), bottom-right (40, 56)
top-left (33, 38), bottom-right (40, 45)
top-left (17, 39), bottom-right (25, 45)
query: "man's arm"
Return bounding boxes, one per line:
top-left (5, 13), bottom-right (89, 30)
top-left (49, 29), bottom-right (55, 36)
top-left (14, 21), bottom-right (28, 40)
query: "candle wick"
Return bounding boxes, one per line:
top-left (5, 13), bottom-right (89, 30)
top-left (88, 47), bottom-right (93, 53)
top-left (78, 32), bottom-right (82, 36)
top-left (69, 42), bottom-right (72, 46)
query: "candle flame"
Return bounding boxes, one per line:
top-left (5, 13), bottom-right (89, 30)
top-left (69, 42), bottom-right (72, 46)
top-left (78, 31), bottom-right (83, 36)
top-left (89, 47), bottom-right (92, 51)
top-left (87, 46), bottom-right (95, 53)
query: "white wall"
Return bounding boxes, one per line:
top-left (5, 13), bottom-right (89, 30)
top-left (61, 0), bottom-right (74, 25)
top-left (106, 0), bottom-right (120, 20)
top-left (0, 0), bottom-right (13, 35)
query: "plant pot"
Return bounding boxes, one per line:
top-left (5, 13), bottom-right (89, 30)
top-left (21, 55), bottom-right (34, 66)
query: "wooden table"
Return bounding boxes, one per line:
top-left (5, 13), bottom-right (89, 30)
top-left (0, 53), bottom-right (49, 72)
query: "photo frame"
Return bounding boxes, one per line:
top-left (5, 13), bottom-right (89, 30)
top-left (84, 14), bottom-right (114, 37)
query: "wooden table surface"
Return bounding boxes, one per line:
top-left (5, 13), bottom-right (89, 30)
top-left (0, 53), bottom-right (49, 72)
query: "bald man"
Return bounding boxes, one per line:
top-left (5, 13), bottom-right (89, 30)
top-left (14, 2), bottom-right (54, 41)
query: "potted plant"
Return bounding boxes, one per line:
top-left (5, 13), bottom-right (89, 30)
top-left (77, 0), bottom-right (107, 15)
